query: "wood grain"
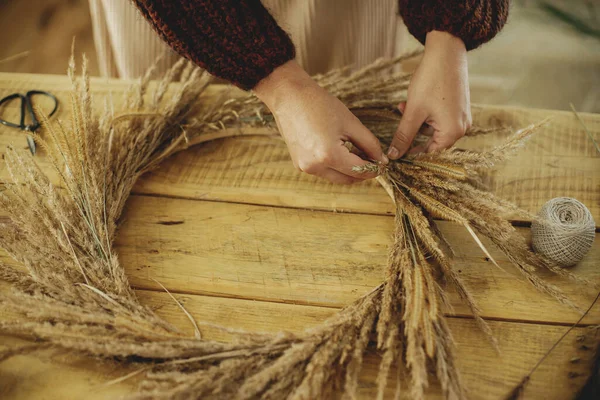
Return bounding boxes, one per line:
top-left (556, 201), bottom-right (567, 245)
top-left (132, 105), bottom-right (600, 224)
top-left (1, 290), bottom-right (596, 400)
top-left (4, 194), bottom-right (595, 324)
top-left (116, 196), bottom-right (600, 324)
top-left (0, 183), bottom-right (597, 325)
top-left (0, 74), bottom-right (598, 224)
top-left (1, 73), bottom-right (599, 400)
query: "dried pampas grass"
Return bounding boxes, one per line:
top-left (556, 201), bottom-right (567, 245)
top-left (0, 51), bottom-right (587, 399)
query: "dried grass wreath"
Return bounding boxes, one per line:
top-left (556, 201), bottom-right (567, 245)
top-left (0, 52), bottom-right (590, 399)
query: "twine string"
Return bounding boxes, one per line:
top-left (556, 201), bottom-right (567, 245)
top-left (532, 197), bottom-right (596, 267)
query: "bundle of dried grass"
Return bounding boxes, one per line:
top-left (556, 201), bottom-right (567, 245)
top-left (0, 51), bottom-right (585, 399)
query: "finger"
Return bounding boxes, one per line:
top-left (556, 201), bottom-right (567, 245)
top-left (318, 168), bottom-right (362, 185)
top-left (400, 102), bottom-right (434, 136)
top-left (426, 131), bottom-right (461, 153)
top-left (409, 126), bottom-right (436, 154)
top-left (397, 101), bottom-right (407, 114)
top-left (388, 105), bottom-right (427, 160)
top-left (343, 140), bottom-right (366, 158)
top-left (419, 123), bottom-right (435, 137)
top-left (331, 146), bottom-right (379, 180)
top-left (408, 141), bottom-right (430, 155)
top-left (345, 120), bottom-right (388, 164)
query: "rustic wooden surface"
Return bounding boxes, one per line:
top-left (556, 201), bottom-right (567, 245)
top-left (0, 72), bottom-right (599, 400)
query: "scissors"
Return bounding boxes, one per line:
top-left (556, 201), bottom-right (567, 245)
top-left (0, 90), bottom-right (59, 155)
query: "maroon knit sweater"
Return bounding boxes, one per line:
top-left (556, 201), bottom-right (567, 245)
top-left (134, 0), bottom-right (509, 90)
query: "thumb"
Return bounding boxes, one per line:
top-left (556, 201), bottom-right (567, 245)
top-left (388, 104), bottom-right (426, 160)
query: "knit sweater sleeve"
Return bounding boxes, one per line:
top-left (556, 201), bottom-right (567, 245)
top-left (398, 0), bottom-right (509, 50)
top-left (133, 0), bottom-right (295, 90)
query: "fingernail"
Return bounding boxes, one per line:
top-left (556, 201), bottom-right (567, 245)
top-left (387, 146), bottom-right (400, 160)
top-left (381, 154), bottom-right (389, 164)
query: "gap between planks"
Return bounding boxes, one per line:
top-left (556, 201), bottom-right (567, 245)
top-left (132, 286), bottom-right (599, 330)
top-left (117, 196), bottom-right (600, 325)
top-left (130, 191), bottom-right (585, 230)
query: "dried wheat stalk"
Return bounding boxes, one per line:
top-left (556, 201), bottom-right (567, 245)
top-left (0, 51), bottom-right (584, 399)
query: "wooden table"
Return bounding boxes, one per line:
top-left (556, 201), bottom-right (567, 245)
top-left (0, 73), bottom-right (599, 399)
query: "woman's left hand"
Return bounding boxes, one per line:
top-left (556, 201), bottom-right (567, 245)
top-left (387, 30), bottom-right (472, 159)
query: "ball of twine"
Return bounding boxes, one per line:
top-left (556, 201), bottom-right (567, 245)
top-left (532, 197), bottom-right (596, 267)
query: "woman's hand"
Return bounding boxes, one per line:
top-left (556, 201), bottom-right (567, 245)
top-left (254, 60), bottom-right (388, 184)
top-left (387, 31), bottom-right (472, 159)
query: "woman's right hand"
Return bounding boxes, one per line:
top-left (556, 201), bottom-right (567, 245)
top-left (254, 60), bottom-right (388, 184)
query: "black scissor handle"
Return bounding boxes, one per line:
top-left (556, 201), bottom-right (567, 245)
top-left (0, 90), bottom-right (59, 156)
top-left (0, 90), bottom-right (58, 132)
top-left (0, 93), bottom-right (27, 129)
top-left (24, 90), bottom-right (59, 132)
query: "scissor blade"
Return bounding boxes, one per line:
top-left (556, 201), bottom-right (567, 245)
top-left (26, 135), bottom-right (36, 156)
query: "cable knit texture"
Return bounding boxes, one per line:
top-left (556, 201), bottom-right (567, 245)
top-left (398, 0), bottom-right (509, 51)
top-left (133, 0), bottom-right (509, 89)
top-left (133, 0), bottom-right (296, 90)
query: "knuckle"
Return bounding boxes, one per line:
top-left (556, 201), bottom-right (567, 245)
top-left (302, 163), bottom-right (319, 175)
top-left (449, 123), bottom-right (466, 138)
top-left (291, 159), bottom-right (301, 171)
top-left (314, 151), bottom-right (332, 165)
top-left (297, 159), bottom-right (313, 173)
top-left (462, 112), bottom-right (472, 131)
top-left (465, 121), bottom-right (473, 132)
top-left (298, 148), bottom-right (333, 173)
top-left (466, 115), bottom-right (473, 128)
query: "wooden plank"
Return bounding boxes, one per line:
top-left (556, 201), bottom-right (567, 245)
top-left (1, 290), bottom-right (596, 400)
top-left (0, 71), bottom-right (596, 400)
top-left (3, 195), bottom-right (593, 324)
top-left (1, 73), bottom-right (598, 223)
top-left (116, 196), bottom-right (600, 324)
top-left (132, 105), bottom-right (600, 224)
